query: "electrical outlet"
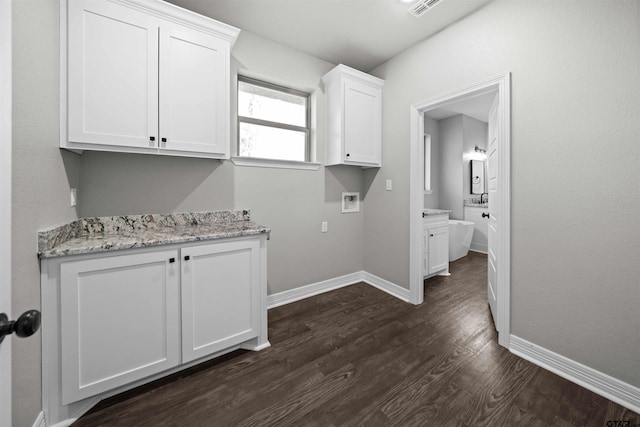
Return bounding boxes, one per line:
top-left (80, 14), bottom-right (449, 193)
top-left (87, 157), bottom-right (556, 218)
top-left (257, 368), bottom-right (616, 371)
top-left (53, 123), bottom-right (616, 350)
top-left (386, 179), bottom-right (393, 191)
top-left (70, 188), bottom-right (77, 207)
top-left (321, 221), bottom-right (328, 233)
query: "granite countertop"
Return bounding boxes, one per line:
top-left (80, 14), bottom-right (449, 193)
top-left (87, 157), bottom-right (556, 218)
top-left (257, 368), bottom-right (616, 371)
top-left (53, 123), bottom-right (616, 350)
top-left (423, 209), bottom-right (451, 216)
top-left (38, 210), bottom-right (270, 259)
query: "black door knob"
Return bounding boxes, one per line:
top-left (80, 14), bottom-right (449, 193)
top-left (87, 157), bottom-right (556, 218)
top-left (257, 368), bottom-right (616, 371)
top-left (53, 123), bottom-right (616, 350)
top-left (0, 310), bottom-right (41, 344)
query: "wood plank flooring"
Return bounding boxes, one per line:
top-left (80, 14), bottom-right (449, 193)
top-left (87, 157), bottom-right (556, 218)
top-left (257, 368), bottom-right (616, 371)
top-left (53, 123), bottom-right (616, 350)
top-left (74, 252), bottom-right (639, 426)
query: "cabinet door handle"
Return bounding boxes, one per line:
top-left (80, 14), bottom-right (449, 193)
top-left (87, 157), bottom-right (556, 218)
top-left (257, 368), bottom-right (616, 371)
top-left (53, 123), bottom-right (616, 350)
top-left (161, 137), bottom-right (167, 143)
top-left (346, 153), bottom-right (350, 157)
top-left (429, 234), bottom-right (434, 237)
top-left (184, 255), bottom-right (190, 261)
top-left (169, 257), bottom-right (175, 263)
top-left (482, 212), bottom-right (490, 218)
top-left (149, 136), bottom-right (155, 141)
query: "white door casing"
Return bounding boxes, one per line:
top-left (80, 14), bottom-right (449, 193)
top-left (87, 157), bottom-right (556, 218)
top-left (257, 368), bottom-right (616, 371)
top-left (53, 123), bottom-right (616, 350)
top-left (0, 1), bottom-right (12, 425)
top-left (409, 73), bottom-right (511, 348)
top-left (487, 94), bottom-right (499, 327)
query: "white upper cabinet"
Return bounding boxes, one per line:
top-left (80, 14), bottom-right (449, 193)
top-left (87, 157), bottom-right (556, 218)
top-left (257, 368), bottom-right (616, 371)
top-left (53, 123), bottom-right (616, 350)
top-left (322, 64), bottom-right (384, 167)
top-left (62, 0), bottom-right (239, 159)
top-left (159, 23), bottom-right (229, 155)
top-left (67, 1), bottom-right (159, 150)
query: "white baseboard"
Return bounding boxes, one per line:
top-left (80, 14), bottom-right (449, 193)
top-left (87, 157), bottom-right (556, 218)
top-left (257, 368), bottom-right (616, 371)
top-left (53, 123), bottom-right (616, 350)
top-left (267, 272), bottom-right (365, 309)
top-left (469, 244), bottom-right (487, 254)
top-left (510, 335), bottom-right (640, 414)
top-left (360, 271), bottom-right (411, 302)
top-left (267, 271), bottom-right (410, 309)
top-left (32, 411), bottom-right (46, 427)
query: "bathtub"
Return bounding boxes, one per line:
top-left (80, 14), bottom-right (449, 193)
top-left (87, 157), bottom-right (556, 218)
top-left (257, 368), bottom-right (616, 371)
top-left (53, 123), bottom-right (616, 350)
top-left (449, 220), bottom-right (475, 261)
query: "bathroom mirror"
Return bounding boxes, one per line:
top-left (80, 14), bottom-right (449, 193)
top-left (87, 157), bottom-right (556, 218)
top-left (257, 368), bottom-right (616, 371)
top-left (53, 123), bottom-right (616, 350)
top-left (470, 159), bottom-right (486, 194)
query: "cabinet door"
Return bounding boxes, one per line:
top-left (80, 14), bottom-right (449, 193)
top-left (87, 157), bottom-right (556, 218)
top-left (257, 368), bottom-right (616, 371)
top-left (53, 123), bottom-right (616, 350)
top-left (181, 239), bottom-right (260, 363)
top-left (60, 250), bottom-right (180, 405)
top-left (159, 23), bottom-right (229, 157)
top-left (67, 0), bottom-right (159, 148)
top-left (428, 226), bottom-right (449, 275)
top-left (343, 80), bottom-right (381, 166)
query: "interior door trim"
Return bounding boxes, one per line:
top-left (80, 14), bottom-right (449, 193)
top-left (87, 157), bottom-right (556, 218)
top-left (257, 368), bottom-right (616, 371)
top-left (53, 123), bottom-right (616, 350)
top-left (408, 72), bottom-right (511, 348)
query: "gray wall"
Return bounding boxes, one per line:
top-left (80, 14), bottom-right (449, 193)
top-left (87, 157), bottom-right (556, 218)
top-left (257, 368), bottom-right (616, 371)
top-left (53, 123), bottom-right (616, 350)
top-left (365, 0), bottom-right (640, 388)
top-left (12, 1), bottom-right (81, 425)
top-left (80, 30), bottom-right (366, 296)
top-left (438, 115), bottom-right (464, 220)
top-left (231, 32), bottom-right (365, 293)
top-left (461, 116), bottom-right (487, 199)
top-left (436, 114), bottom-right (487, 219)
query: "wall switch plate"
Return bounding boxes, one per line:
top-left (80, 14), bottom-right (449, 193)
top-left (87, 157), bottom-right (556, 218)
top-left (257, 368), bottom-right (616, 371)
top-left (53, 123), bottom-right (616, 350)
top-left (70, 188), bottom-right (77, 207)
top-left (321, 221), bottom-right (328, 233)
top-left (386, 180), bottom-right (392, 191)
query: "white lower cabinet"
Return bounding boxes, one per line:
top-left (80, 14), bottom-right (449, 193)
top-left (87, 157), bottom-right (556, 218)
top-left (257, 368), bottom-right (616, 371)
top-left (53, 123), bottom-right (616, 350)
top-left (60, 249), bottom-right (181, 404)
top-left (427, 226), bottom-right (449, 275)
top-left (181, 239), bottom-right (260, 363)
top-left (42, 235), bottom-right (268, 424)
top-left (423, 214), bottom-right (450, 277)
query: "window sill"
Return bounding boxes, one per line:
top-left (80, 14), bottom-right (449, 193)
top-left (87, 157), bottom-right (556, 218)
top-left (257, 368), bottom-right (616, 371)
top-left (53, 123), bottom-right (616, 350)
top-left (231, 156), bottom-right (321, 171)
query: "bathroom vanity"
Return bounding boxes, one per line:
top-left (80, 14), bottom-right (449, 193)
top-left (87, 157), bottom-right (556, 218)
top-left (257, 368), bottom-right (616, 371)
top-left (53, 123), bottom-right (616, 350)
top-left (422, 209), bottom-right (451, 278)
top-left (38, 211), bottom-right (269, 426)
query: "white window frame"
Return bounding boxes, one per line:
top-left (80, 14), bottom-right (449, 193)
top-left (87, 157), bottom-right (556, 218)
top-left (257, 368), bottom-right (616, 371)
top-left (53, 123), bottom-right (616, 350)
top-left (233, 76), bottom-right (320, 170)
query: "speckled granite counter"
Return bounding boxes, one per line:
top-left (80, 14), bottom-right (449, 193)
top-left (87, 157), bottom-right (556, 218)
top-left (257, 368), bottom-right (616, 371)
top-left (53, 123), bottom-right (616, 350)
top-left (38, 210), bottom-right (270, 258)
top-left (423, 209), bottom-right (451, 216)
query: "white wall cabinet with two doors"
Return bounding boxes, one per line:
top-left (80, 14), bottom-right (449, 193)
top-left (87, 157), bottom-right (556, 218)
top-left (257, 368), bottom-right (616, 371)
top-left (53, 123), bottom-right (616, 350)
top-left (322, 64), bottom-right (384, 167)
top-left (61, 0), bottom-right (240, 158)
top-left (41, 235), bottom-right (268, 425)
top-left (423, 214), bottom-right (450, 277)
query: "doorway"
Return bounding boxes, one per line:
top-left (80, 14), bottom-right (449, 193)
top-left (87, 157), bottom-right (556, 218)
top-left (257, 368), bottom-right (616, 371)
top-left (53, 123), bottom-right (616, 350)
top-left (408, 73), bottom-right (511, 348)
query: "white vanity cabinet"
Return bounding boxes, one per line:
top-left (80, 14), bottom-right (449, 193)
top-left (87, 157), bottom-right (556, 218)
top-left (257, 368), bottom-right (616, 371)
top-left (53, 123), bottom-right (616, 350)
top-left (41, 235), bottom-right (268, 424)
top-left (322, 64), bottom-right (384, 167)
top-left (62, 0), bottom-right (239, 159)
top-left (423, 214), bottom-right (450, 277)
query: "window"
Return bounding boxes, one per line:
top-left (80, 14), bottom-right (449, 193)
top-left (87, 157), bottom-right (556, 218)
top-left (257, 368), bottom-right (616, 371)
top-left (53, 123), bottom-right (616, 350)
top-left (237, 76), bottom-right (310, 162)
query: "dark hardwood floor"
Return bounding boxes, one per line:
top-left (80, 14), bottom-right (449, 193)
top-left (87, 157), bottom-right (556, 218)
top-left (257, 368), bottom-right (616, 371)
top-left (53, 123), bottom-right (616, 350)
top-left (74, 251), bottom-right (639, 426)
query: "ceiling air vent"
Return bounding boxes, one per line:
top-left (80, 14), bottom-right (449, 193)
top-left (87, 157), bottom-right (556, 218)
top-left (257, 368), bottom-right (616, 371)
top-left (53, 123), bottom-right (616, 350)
top-left (408, 0), bottom-right (443, 17)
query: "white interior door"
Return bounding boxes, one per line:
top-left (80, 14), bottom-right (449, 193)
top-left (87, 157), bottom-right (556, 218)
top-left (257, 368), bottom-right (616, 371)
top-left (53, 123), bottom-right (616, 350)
top-left (487, 93), bottom-right (499, 328)
top-left (0, 1), bottom-right (12, 424)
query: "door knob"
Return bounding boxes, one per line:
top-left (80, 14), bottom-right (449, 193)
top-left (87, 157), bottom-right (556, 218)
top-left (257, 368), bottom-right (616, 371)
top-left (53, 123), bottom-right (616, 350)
top-left (0, 310), bottom-right (41, 344)
top-left (482, 212), bottom-right (490, 218)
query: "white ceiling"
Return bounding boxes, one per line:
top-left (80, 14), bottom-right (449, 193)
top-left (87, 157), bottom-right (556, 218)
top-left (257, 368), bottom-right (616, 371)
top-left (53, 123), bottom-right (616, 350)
top-left (165, 0), bottom-right (492, 72)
